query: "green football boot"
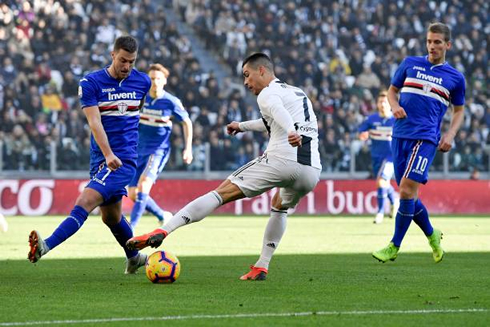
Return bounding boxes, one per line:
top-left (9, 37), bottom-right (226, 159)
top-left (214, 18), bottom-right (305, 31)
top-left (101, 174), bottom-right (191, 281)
top-left (372, 242), bottom-right (399, 263)
top-left (427, 229), bottom-right (444, 263)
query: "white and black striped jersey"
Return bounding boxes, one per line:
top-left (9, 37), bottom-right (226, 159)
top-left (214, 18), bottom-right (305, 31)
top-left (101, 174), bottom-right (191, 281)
top-left (257, 79), bottom-right (322, 170)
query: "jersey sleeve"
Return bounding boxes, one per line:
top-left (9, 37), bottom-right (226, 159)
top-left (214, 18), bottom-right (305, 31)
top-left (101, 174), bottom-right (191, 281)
top-left (450, 74), bottom-right (466, 106)
top-left (79, 77), bottom-right (98, 109)
top-left (358, 116), bottom-right (372, 133)
top-left (391, 58), bottom-right (408, 89)
top-left (171, 98), bottom-right (189, 122)
top-left (258, 92), bottom-right (295, 133)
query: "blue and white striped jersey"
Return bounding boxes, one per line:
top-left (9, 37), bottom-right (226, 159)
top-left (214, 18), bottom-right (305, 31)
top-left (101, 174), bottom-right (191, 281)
top-left (391, 56), bottom-right (465, 145)
top-left (138, 91), bottom-right (189, 156)
top-left (358, 112), bottom-right (394, 160)
top-left (79, 67), bottom-right (151, 164)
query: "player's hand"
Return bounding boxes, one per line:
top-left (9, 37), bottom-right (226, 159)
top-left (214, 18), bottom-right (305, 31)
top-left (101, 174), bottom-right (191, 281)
top-left (105, 153), bottom-right (122, 171)
top-left (392, 106), bottom-right (407, 119)
top-left (183, 148), bottom-right (193, 164)
top-left (438, 133), bottom-right (455, 152)
top-left (226, 121), bottom-right (242, 136)
top-left (288, 131), bottom-right (302, 147)
top-left (359, 131), bottom-right (369, 141)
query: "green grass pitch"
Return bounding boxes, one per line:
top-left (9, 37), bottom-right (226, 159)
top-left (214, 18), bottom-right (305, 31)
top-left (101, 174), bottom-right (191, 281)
top-left (1, 215), bottom-right (489, 326)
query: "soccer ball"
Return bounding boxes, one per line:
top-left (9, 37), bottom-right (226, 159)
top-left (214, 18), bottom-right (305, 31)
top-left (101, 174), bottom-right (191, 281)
top-left (145, 250), bottom-right (181, 283)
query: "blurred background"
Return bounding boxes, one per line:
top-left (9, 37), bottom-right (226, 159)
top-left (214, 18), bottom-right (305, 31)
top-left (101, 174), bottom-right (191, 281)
top-left (0, 0), bottom-right (488, 216)
top-left (1, 0), bottom-right (488, 177)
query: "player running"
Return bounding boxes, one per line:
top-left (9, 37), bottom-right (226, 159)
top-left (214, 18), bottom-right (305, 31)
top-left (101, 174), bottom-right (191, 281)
top-left (372, 23), bottom-right (466, 263)
top-left (358, 91), bottom-right (398, 224)
top-left (28, 36), bottom-right (151, 274)
top-left (126, 52), bottom-right (322, 281)
top-left (128, 64), bottom-right (193, 229)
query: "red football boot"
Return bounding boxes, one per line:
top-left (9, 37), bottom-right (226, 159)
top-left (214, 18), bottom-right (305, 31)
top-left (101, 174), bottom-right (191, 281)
top-left (240, 265), bottom-right (268, 281)
top-left (126, 229), bottom-right (168, 250)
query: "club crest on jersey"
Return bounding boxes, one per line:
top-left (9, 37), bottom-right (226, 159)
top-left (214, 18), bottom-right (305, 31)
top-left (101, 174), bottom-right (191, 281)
top-left (422, 83), bottom-right (432, 94)
top-left (118, 102), bottom-right (128, 114)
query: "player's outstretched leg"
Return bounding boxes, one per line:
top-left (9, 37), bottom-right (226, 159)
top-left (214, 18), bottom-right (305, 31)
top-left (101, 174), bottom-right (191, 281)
top-left (127, 190), bottom-right (223, 250)
top-left (28, 206), bottom-right (89, 263)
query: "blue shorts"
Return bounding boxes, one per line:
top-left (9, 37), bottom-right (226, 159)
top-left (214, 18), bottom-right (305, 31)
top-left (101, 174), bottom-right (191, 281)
top-left (129, 149), bottom-right (170, 187)
top-left (392, 138), bottom-right (437, 185)
top-left (87, 159), bottom-right (137, 206)
top-left (372, 157), bottom-right (394, 180)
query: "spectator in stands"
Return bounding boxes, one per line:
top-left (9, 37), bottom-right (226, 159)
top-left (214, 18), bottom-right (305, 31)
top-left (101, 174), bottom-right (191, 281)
top-left (0, 0), bottom-right (488, 175)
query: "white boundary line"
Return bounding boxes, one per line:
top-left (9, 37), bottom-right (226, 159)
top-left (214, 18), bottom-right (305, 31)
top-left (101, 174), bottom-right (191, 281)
top-left (0, 309), bottom-right (488, 326)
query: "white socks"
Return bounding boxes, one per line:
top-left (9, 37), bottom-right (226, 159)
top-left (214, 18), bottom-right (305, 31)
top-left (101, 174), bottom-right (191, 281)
top-left (255, 208), bottom-right (288, 270)
top-left (161, 191), bottom-right (223, 234)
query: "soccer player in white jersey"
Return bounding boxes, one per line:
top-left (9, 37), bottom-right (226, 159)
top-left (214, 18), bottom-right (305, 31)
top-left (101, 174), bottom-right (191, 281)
top-left (127, 52), bottom-right (322, 280)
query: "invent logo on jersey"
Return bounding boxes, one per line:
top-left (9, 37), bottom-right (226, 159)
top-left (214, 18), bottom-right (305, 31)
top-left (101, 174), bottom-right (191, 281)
top-left (416, 71), bottom-right (443, 85)
top-left (107, 91), bottom-right (137, 101)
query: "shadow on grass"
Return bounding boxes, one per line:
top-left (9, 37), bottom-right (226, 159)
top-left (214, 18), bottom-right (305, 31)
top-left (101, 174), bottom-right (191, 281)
top-left (1, 253), bottom-right (489, 326)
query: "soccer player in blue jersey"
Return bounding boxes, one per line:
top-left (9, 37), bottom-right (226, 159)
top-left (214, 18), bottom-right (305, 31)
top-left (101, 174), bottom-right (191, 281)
top-left (372, 23), bottom-right (465, 263)
top-left (358, 91), bottom-right (397, 224)
top-left (128, 63), bottom-right (193, 229)
top-left (28, 36), bottom-right (152, 274)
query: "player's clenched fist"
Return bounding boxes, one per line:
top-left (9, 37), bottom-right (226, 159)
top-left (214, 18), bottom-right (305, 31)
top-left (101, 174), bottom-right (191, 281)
top-left (226, 121), bottom-right (242, 135)
top-left (288, 131), bottom-right (302, 147)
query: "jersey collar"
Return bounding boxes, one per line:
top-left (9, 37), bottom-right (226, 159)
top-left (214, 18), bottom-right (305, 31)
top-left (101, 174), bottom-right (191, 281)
top-left (424, 55), bottom-right (447, 69)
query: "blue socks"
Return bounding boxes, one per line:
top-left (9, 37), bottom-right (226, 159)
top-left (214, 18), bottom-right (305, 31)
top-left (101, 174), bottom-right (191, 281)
top-left (387, 185), bottom-right (395, 205)
top-left (145, 196), bottom-right (165, 222)
top-left (130, 192), bottom-right (165, 228)
top-left (391, 199), bottom-right (415, 247)
top-left (377, 186), bottom-right (396, 214)
top-left (377, 187), bottom-right (387, 214)
top-left (45, 205), bottom-right (89, 250)
top-left (412, 199), bottom-right (433, 236)
top-left (45, 205), bottom-right (138, 259)
top-left (108, 215), bottom-right (138, 259)
top-left (130, 192), bottom-right (149, 228)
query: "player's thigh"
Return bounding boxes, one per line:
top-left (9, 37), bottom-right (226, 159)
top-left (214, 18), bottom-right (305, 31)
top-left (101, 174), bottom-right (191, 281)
top-left (74, 187), bottom-right (104, 212)
top-left (279, 165), bottom-right (321, 209)
top-left (227, 155), bottom-right (297, 198)
top-left (139, 152), bottom-right (170, 191)
top-left (87, 159), bottom-right (136, 206)
top-left (375, 159), bottom-right (394, 180)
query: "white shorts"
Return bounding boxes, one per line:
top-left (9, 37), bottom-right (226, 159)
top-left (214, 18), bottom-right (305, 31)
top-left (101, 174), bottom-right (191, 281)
top-left (227, 153), bottom-right (321, 208)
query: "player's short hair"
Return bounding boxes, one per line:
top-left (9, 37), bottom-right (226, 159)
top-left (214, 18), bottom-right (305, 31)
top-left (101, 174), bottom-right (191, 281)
top-left (378, 90), bottom-right (388, 98)
top-left (242, 53), bottom-right (274, 72)
top-left (148, 63), bottom-right (170, 78)
top-left (113, 35), bottom-right (138, 53)
top-left (428, 22), bottom-right (451, 42)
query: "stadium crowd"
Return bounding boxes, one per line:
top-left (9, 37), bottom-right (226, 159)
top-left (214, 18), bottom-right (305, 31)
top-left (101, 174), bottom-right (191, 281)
top-left (0, 0), bottom-right (488, 174)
